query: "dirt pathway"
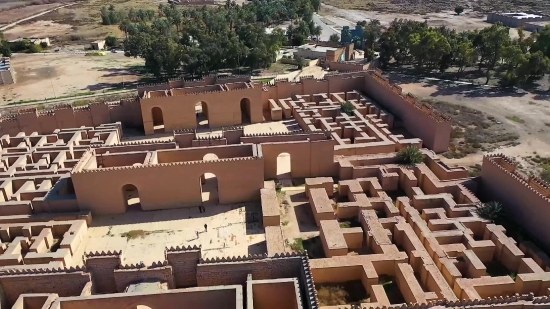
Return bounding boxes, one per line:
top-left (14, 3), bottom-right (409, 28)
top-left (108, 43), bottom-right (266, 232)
top-left (0, 3), bottom-right (75, 31)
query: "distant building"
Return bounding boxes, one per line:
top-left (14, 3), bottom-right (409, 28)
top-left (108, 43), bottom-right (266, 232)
top-left (487, 12), bottom-right (550, 28)
top-left (8, 37), bottom-right (50, 47)
top-left (91, 40), bottom-right (106, 50)
top-left (0, 57), bottom-right (15, 85)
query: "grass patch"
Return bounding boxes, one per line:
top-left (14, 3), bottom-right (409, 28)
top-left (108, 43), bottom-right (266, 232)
top-left (506, 116), bottom-right (525, 124)
top-left (287, 236), bottom-right (325, 258)
top-left (281, 221), bottom-right (289, 226)
top-left (120, 229), bottom-right (150, 239)
top-left (315, 281), bottom-right (369, 306)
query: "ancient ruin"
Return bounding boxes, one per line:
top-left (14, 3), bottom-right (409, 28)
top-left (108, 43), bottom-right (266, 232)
top-left (0, 69), bottom-right (548, 309)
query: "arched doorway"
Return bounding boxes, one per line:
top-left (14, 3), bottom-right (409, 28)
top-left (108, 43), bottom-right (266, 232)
top-left (240, 98), bottom-right (251, 124)
top-left (122, 184), bottom-right (141, 211)
top-left (200, 172), bottom-right (219, 205)
top-left (151, 107), bottom-right (164, 133)
top-left (276, 152), bottom-right (291, 179)
top-left (201, 154), bottom-right (219, 205)
top-left (196, 101), bottom-right (209, 128)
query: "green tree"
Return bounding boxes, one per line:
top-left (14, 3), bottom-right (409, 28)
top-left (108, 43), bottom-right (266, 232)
top-left (454, 6), bottom-right (464, 15)
top-left (341, 27), bottom-right (352, 43)
top-left (105, 36), bottom-right (118, 47)
top-left (476, 201), bottom-right (505, 224)
top-left (0, 32), bottom-right (12, 57)
top-left (478, 22), bottom-right (511, 84)
top-left (363, 19), bottom-right (382, 54)
top-left (454, 39), bottom-right (477, 80)
top-left (341, 101), bottom-right (355, 116)
top-left (397, 147), bottom-right (423, 166)
top-left (409, 29), bottom-right (451, 69)
top-left (329, 33), bottom-right (340, 44)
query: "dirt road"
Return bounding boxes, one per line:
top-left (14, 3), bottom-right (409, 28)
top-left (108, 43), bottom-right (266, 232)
top-left (0, 3), bottom-right (75, 31)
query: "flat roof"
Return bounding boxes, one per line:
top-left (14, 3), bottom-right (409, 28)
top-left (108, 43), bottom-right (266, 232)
top-left (501, 12), bottom-right (545, 19)
top-left (298, 44), bottom-right (338, 53)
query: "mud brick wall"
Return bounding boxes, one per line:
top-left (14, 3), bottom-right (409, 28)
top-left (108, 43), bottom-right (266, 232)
top-left (197, 257), bottom-right (302, 286)
top-left (85, 255), bottom-right (121, 294)
top-left (114, 266), bottom-right (175, 292)
top-left (0, 272), bottom-right (90, 306)
top-left (167, 250), bottom-right (201, 288)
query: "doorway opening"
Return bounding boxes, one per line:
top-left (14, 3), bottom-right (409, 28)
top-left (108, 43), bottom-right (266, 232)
top-left (240, 98), bottom-right (251, 124)
top-left (122, 184), bottom-right (141, 211)
top-left (196, 101), bottom-right (209, 128)
top-left (151, 107), bottom-right (164, 133)
top-left (276, 152), bottom-right (291, 179)
top-left (200, 173), bottom-right (219, 205)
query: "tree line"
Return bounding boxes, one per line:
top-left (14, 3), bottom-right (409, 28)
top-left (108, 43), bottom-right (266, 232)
top-left (362, 19), bottom-right (550, 87)
top-left (104, 0), bottom-right (321, 78)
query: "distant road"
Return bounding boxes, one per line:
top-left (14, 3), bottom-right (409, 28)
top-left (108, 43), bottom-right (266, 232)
top-left (0, 3), bottom-right (75, 31)
top-left (312, 13), bottom-right (339, 41)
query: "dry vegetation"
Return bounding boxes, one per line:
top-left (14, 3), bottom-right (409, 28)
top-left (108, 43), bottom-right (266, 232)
top-left (422, 98), bottom-right (520, 159)
top-left (322, 0), bottom-right (550, 15)
top-left (315, 281), bottom-right (369, 307)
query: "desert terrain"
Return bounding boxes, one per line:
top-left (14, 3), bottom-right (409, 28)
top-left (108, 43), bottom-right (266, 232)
top-left (0, 52), bottom-right (144, 104)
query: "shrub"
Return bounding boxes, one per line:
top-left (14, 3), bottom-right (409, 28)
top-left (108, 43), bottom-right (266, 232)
top-left (476, 201), bottom-right (505, 224)
top-left (396, 146), bottom-right (423, 166)
top-left (341, 101), bottom-right (355, 116)
top-left (28, 44), bottom-right (43, 53)
top-left (455, 6), bottom-right (464, 15)
top-left (105, 35), bottom-right (118, 47)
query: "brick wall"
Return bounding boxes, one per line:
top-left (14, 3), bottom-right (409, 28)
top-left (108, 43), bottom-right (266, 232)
top-left (166, 248), bottom-right (201, 288)
top-left (197, 256), bottom-right (302, 286)
top-left (84, 254), bottom-right (122, 293)
top-left (0, 272), bottom-right (90, 306)
top-left (114, 266), bottom-right (175, 292)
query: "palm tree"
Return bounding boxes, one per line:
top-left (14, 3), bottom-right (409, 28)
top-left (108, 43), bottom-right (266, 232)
top-left (476, 201), bottom-right (505, 224)
top-left (396, 147), bottom-right (423, 166)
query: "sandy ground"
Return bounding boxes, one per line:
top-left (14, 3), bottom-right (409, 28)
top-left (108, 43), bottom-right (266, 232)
top-left (399, 81), bottom-right (550, 168)
top-left (71, 204), bottom-right (266, 266)
top-left (3, 20), bottom-right (73, 39)
top-left (0, 3), bottom-right (61, 24)
top-left (0, 53), bottom-right (144, 104)
top-left (320, 5), bottom-right (525, 38)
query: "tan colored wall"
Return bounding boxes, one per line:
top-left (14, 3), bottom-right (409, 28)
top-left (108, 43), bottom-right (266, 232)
top-left (262, 139), bottom-right (335, 179)
top-left (72, 157), bottom-right (264, 215)
top-left (51, 286), bottom-right (242, 309)
top-left (140, 85), bottom-right (263, 134)
top-left (481, 155), bottom-right (550, 252)
top-left (0, 271), bottom-right (90, 306)
top-left (0, 101), bottom-right (142, 137)
top-left (250, 279), bottom-right (300, 309)
top-left (364, 71), bottom-right (451, 152)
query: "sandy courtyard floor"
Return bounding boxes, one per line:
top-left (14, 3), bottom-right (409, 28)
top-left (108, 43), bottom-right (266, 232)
top-left (71, 204), bottom-right (266, 266)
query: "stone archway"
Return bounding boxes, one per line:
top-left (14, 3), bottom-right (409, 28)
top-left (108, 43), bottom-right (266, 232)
top-left (151, 107), bottom-right (164, 133)
top-left (122, 184), bottom-right (141, 211)
top-left (196, 101), bottom-right (209, 128)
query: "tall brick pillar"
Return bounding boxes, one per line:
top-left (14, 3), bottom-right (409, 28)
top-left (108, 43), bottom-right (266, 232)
top-left (84, 250), bottom-right (122, 293)
top-left (166, 245), bottom-right (201, 288)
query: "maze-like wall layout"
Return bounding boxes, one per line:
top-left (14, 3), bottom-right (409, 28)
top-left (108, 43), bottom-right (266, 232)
top-left (0, 71), bottom-right (547, 309)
